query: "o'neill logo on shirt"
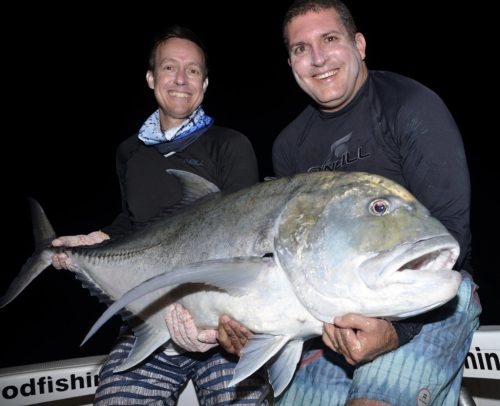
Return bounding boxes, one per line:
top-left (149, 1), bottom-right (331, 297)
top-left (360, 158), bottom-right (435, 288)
top-left (308, 132), bottom-right (370, 172)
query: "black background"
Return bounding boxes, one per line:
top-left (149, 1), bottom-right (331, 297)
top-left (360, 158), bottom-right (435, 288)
top-left (1, 1), bottom-right (496, 368)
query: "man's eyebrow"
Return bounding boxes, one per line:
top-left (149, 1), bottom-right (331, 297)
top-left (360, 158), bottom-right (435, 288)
top-left (322, 29), bottom-right (345, 38)
top-left (158, 57), bottom-right (176, 65)
top-left (289, 29), bottom-right (345, 48)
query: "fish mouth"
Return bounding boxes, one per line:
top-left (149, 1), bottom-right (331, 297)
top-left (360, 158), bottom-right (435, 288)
top-left (395, 237), bottom-right (458, 272)
top-left (362, 235), bottom-right (460, 289)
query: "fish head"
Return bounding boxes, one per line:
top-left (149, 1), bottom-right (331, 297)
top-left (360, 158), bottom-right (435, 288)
top-left (275, 171), bottom-right (461, 323)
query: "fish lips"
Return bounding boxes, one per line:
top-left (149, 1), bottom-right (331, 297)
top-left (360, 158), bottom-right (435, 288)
top-left (359, 234), bottom-right (460, 290)
top-left (342, 234), bottom-right (463, 319)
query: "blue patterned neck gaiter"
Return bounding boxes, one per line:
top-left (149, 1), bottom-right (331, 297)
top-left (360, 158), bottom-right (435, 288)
top-left (138, 106), bottom-right (214, 154)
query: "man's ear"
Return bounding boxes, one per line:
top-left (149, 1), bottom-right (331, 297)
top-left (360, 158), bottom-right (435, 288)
top-left (355, 32), bottom-right (367, 61)
top-left (146, 70), bottom-right (155, 89)
top-left (203, 77), bottom-right (209, 92)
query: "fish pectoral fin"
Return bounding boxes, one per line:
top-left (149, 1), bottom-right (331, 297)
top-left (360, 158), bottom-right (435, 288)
top-left (229, 334), bottom-right (290, 388)
top-left (267, 339), bottom-right (304, 397)
top-left (82, 257), bottom-right (274, 346)
top-left (113, 322), bottom-right (170, 373)
top-left (191, 257), bottom-right (275, 295)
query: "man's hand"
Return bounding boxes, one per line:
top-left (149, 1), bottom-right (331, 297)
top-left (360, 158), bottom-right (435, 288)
top-left (164, 305), bottom-right (252, 355)
top-left (165, 303), bottom-right (218, 352)
top-left (217, 315), bottom-right (253, 356)
top-left (51, 231), bottom-right (110, 270)
top-left (322, 313), bottom-right (398, 365)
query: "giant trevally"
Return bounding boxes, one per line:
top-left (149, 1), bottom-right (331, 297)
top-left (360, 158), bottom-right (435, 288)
top-left (0, 170), bottom-right (461, 396)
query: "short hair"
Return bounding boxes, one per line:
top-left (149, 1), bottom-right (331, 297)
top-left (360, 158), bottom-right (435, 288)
top-left (148, 25), bottom-right (209, 76)
top-left (283, 0), bottom-right (357, 50)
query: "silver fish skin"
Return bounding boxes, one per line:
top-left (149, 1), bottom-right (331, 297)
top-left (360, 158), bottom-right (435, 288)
top-left (1, 170), bottom-right (462, 397)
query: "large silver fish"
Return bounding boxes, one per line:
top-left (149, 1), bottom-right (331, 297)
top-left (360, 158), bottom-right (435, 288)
top-left (1, 170), bottom-right (461, 396)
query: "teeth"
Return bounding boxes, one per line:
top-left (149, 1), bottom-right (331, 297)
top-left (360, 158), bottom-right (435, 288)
top-left (169, 91), bottom-right (189, 98)
top-left (316, 69), bottom-right (338, 80)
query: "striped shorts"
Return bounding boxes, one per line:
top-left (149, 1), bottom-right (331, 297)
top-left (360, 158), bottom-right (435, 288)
top-left (276, 271), bottom-right (482, 406)
top-left (94, 332), bottom-right (271, 405)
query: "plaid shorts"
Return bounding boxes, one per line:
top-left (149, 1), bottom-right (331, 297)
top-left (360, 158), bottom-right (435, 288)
top-left (94, 333), bottom-right (270, 405)
top-left (276, 271), bottom-right (481, 406)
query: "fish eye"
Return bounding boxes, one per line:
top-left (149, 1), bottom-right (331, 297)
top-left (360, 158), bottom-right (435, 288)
top-left (369, 199), bottom-right (390, 215)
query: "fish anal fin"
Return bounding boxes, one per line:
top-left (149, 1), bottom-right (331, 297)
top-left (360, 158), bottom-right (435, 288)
top-left (113, 322), bottom-right (170, 372)
top-left (267, 339), bottom-right (304, 396)
top-left (229, 334), bottom-right (289, 388)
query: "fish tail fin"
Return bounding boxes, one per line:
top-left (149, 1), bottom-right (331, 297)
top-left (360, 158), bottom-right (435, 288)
top-left (0, 198), bottom-right (56, 307)
top-left (28, 198), bottom-right (57, 249)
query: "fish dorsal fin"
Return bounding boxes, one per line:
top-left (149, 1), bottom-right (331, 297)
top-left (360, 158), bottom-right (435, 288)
top-left (166, 169), bottom-right (220, 209)
top-left (113, 319), bottom-right (170, 372)
top-left (230, 334), bottom-right (290, 388)
top-left (111, 169), bottom-right (222, 239)
top-left (267, 339), bottom-right (304, 396)
top-left (82, 257), bottom-right (273, 345)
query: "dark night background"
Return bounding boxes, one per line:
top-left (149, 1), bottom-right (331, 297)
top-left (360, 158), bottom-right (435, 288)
top-left (1, 2), bottom-right (496, 368)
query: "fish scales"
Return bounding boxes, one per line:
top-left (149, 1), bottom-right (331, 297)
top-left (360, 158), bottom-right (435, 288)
top-left (1, 170), bottom-right (462, 396)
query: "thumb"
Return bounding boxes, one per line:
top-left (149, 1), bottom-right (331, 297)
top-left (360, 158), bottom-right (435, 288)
top-left (334, 313), bottom-right (373, 330)
top-left (198, 329), bottom-right (218, 344)
top-left (334, 314), bottom-right (361, 328)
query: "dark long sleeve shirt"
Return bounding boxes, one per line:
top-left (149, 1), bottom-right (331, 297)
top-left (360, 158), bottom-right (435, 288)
top-left (272, 71), bottom-right (471, 345)
top-left (103, 125), bottom-right (259, 237)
